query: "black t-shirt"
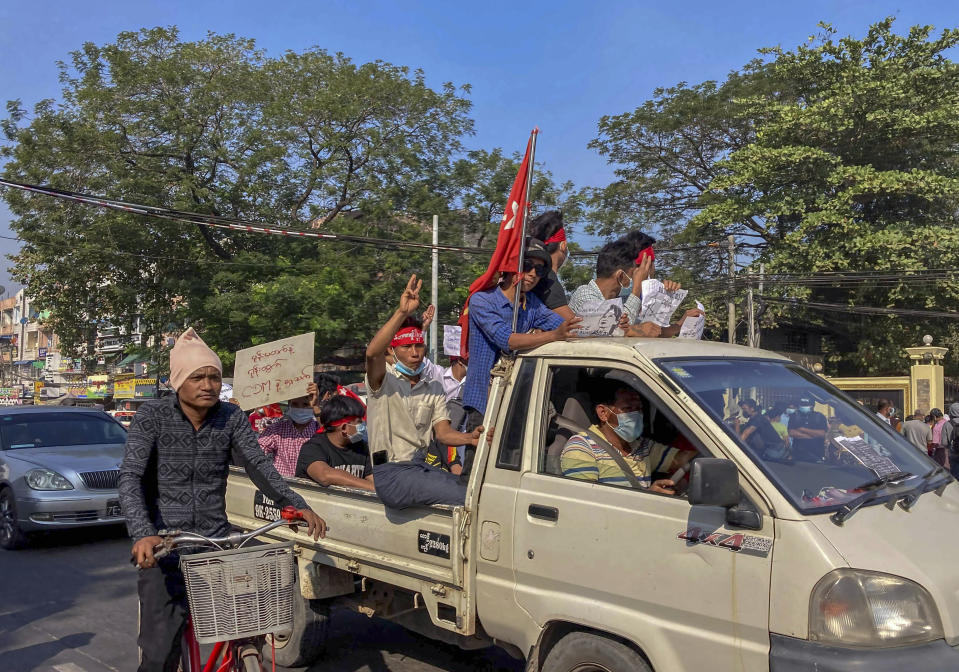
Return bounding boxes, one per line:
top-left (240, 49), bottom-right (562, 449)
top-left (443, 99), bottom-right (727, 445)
top-left (744, 413), bottom-right (783, 451)
top-left (424, 440), bottom-right (462, 472)
top-left (533, 269), bottom-right (568, 310)
top-left (788, 410), bottom-right (828, 458)
top-left (295, 433), bottom-right (373, 480)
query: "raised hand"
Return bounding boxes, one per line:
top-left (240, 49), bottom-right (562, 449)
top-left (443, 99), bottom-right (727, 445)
top-left (632, 255), bottom-right (653, 289)
top-left (399, 274), bottom-right (422, 315)
top-left (421, 304), bottom-right (436, 330)
top-left (663, 279), bottom-right (682, 293)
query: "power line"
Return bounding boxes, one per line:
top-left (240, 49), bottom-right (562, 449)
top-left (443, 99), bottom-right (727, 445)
top-left (0, 178), bottom-right (719, 258)
top-left (760, 296), bottom-right (959, 319)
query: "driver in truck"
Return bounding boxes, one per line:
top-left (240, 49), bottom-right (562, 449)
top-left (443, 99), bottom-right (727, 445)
top-left (560, 384), bottom-right (696, 494)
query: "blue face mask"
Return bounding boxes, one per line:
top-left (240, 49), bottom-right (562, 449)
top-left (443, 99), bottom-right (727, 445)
top-left (288, 407), bottom-right (315, 424)
top-left (349, 421), bottom-right (367, 444)
top-left (607, 409), bottom-right (644, 443)
top-left (394, 360), bottom-right (426, 377)
top-left (799, 405), bottom-right (813, 414)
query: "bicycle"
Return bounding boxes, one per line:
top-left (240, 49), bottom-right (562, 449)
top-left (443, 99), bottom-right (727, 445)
top-left (137, 506), bottom-right (307, 672)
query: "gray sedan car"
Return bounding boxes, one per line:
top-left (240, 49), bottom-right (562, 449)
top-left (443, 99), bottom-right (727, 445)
top-left (0, 406), bottom-right (129, 549)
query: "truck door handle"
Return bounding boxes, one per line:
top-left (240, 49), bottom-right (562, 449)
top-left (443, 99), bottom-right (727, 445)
top-left (528, 504), bottom-right (559, 521)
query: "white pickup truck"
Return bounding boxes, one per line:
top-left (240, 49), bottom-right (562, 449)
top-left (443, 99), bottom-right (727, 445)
top-left (225, 338), bottom-right (959, 672)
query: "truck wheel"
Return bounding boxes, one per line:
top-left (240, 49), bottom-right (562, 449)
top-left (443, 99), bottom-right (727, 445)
top-left (542, 631), bottom-right (652, 672)
top-left (0, 487), bottom-right (28, 550)
top-left (264, 585), bottom-right (329, 668)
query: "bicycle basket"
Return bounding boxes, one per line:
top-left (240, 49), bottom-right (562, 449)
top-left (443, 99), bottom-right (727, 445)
top-left (180, 541), bottom-right (295, 644)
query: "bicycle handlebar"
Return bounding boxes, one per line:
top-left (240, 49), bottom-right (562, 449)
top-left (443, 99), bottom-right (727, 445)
top-left (137, 506), bottom-right (306, 565)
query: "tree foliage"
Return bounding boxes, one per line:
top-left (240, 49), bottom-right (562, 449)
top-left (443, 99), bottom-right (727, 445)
top-left (1, 27), bottom-right (581, 370)
top-left (591, 18), bottom-right (959, 374)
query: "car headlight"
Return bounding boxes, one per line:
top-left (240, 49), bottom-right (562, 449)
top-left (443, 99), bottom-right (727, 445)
top-left (810, 569), bottom-right (943, 647)
top-left (24, 468), bottom-right (74, 491)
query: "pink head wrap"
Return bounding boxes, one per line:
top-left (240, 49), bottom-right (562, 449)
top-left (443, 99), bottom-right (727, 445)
top-left (169, 328), bottom-right (222, 391)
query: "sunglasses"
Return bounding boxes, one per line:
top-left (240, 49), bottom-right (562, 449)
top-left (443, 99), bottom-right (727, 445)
top-left (521, 260), bottom-right (549, 277)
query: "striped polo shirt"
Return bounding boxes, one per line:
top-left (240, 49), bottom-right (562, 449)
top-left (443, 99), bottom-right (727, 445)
top-left (560, 425), bottom-right (677, 488)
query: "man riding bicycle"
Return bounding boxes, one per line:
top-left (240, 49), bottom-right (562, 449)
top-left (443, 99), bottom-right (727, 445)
top-left (119, 328), bottom-right (326, 672)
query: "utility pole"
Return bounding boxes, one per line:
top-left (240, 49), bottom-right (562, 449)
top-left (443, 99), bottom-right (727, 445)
top-left (747, 283), bottom-right (755, 348)
top-left (430, 214), bottom-right (439, 362)
top-left (756, 263), bottom-right (764, 349)
top-left (727, 235), bottom-right (736, 344)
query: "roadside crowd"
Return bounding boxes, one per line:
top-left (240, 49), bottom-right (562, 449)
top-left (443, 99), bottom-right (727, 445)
top-left (244, 212), bottom-right (703, 507)
top-left (897, 402), bottom-right (959, 477)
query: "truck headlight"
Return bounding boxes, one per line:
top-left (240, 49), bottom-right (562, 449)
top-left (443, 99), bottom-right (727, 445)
top-left (810, 569), bottom-right (943, 647)
top-left (25, 468), bottom-right (74, 491)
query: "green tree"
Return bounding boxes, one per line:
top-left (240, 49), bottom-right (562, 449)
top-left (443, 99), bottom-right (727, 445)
top-left (1, 27), bottom-right (474, 367)
top-left (591, 19), bottom-right (959, 374)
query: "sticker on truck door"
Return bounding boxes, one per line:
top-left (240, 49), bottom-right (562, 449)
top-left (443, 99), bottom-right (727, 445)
top-left (418, 530), bottom-right (451, 559)
top-left (253, 490), bottom-right (282, 521)
top-left (677, 527), bottom-right (773, 557)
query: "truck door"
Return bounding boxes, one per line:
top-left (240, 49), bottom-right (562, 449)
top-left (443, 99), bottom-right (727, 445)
top-left (473, 357), bottom-right (543, 649)
top-left (512, 361), bottom-right (775, 672)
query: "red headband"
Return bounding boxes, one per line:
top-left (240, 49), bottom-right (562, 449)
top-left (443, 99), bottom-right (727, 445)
top-left (328, 414), bottom-right (361, 427)
top-left (544, 228), bottom-right (567, 244)
top-left (635, 246), bottom-right (655, 265)
top-left (390, 326), bottom-right (425, 347)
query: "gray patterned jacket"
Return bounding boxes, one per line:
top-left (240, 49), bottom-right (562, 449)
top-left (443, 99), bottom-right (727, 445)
top-left (119, 395), bottom-right (307, 541)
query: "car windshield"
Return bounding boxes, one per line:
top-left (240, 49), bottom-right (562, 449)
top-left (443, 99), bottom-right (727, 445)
top-left (658, 357), bottom-right (932, 514)
top-left (0, 412), bottom-right (127, 450)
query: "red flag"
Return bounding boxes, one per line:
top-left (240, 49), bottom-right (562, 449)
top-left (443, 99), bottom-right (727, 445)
top-left (457, 130), bottom-right (537, 358)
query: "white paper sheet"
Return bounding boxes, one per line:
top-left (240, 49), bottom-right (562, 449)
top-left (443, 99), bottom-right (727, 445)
top-left (574, 298), bottom-right (625, 337)
top-left (639, 279), bottom-right (688, 327)
top-left (443, 324), bottom-right (463, 357)
top-left (678, 301), bottom-right (706, 339)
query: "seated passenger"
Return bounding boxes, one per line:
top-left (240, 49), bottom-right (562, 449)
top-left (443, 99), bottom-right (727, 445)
top-left (560, 385), bottom-right (694, 494)
top-left (258, 389), bottom-right (318, 477)
top-left (295, 395), bottom-right (374, 492)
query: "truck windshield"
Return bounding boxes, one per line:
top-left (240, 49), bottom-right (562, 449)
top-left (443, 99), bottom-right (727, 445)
top-left (658, 357), bottom-right (933, 514)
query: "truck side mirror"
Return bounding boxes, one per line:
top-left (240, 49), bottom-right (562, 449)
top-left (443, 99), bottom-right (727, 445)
top-left (687, 458), bottom-right (740, 508)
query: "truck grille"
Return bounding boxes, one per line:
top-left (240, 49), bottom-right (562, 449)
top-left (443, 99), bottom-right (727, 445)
top-left (79, 470), bottom-right (120, 490)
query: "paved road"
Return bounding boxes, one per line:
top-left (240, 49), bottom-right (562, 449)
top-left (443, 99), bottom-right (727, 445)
top-left (0, 526), bottom-right (523, 672)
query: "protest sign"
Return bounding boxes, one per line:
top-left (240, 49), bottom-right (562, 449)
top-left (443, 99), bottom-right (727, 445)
top-left (832, 436), bottom-right (901, 478)
top-left (678, 301), bottom-right (706, 340)
top-left (443, 325), bottom-right (463, 357)
top-left (574, 298), bottom-right (624, 337)
top-left (639, 279), bottom-right (688, 327)
top-left (234, 332), bottom-right (315, 411)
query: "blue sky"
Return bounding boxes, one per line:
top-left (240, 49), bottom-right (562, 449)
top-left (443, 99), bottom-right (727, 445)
top-left (1, 0), bottom-right (956, 295)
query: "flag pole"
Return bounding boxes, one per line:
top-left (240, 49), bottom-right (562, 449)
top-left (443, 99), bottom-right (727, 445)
top-left (511, 128), bottom-right (538, 333)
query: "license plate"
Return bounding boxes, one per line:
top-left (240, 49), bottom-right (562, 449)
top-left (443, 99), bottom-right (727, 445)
top-left (106, 500), bottom-right (122, 517)
top-left (253, 490), bottom-right (281, 521)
